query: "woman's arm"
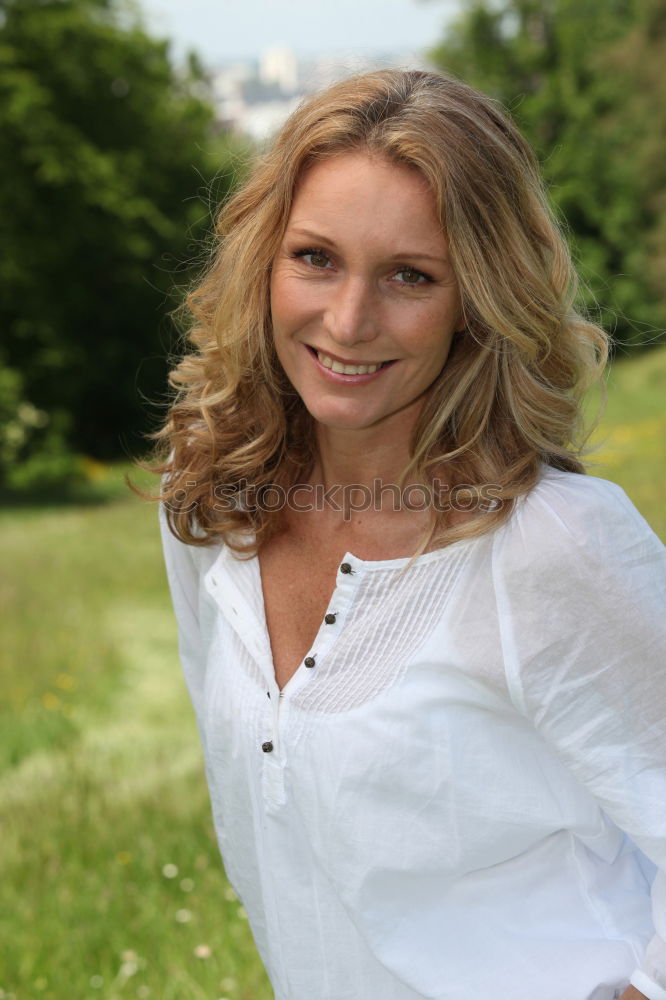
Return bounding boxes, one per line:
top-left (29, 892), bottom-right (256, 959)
top-left (493, 475), bottom-right (666, 999)
top-left (620, 988), bottom-right (649, 1000)
top-left (158, 501), bottom-right (207, 727)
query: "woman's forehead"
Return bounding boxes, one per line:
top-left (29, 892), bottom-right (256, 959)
top-left (284, 152), bottom-right (447, 256)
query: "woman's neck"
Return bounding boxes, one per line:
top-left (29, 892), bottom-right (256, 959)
top-left (305, 421), bottom-right (439, 534)
top-left (312, 422), bottom-right (416, 494)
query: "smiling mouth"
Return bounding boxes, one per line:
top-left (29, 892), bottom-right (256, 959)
top-left (307, 346), bottom-right (396, 376)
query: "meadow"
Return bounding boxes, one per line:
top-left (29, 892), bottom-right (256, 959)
top-left (1, 346), bottom-right (664, 1000)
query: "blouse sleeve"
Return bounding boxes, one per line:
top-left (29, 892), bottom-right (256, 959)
top-left (492, 474), bottom-right (666, 1000)
top-left (158, 500), bottom-right (207, 730)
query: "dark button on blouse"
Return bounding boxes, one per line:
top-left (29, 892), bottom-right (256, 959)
top-left (261, 741), bottom-right (274, 753)
top-left (324, 613), bottom-right (337, 625)
top-left (340, 562), bottom-right (353, 574)
top-left (304, 656), bottom-right (316, 668)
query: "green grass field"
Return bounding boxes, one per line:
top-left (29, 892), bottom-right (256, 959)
top-left (0, 481), bottom-right (273, 1000)
top-left (1, 346), bottom-right (664, 1000)
top-left (586, 345), bottom-right (666, 539)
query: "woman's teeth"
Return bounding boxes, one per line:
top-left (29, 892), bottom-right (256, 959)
top-left (316, 350), bottom-right (385, 375)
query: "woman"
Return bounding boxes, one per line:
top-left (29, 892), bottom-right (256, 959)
top-left (145, 70), bottom-right (666, 1000)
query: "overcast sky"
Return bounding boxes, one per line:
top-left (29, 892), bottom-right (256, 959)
top-left (140, 0), bottom-right (462, 65)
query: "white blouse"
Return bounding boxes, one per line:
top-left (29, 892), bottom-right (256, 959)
top-left (158, 466), bottom-right (666, 1000)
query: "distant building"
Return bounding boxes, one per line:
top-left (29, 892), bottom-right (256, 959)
top-left (260, 45), bottom-right (299, 94)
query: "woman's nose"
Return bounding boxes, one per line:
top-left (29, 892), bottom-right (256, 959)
top-left (323, 276), bottom-right (378, 346)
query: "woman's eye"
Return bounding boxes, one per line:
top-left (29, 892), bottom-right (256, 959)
top-left (395, 267), bottom-right (430, 285)
top-left (294, 249), bottom-right (331, 269)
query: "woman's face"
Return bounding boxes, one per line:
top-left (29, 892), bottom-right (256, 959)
top-left (270, 152), bottom-right (463, 438)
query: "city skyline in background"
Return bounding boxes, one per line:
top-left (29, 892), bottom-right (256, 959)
top-left (138, 1), bottom-right (463, 139)
top-left (208, 43), bottom-right (437, 139)
top-left (139, 0), bottom-right (465, 140)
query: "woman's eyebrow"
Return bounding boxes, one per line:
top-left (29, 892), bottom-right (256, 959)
top-left (285, 225), bottom-right (337, 245)
top-left (389, 251), bottom-right (451, 265)
top-left (285, 226), bottom-right (450, 265)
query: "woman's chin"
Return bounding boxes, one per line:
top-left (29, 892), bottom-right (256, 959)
top-left (301, 389), bottom-right (423, 439)
top-left (304, 402), bottom-right (383, 434)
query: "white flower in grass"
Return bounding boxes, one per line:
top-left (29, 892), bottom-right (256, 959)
top-left (236, 905), bottom-right (248, 920)
top-left (180, 877), bottom-right (194, 892)
top-left (89, 976), bottom-right (104, 989)
top-left (175, 908), bottom-right (192, 923)
top-left (162, 863), bottom-right (179, 879)
top-left (223, 886), bottom-right (237, 901)
top-left (219, 977), bottom-right (237, 991)
top-left (194, 943), bottom-right (212, 958)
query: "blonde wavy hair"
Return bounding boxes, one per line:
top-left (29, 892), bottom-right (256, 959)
top-left (133, 68), bottom-right (608, 555)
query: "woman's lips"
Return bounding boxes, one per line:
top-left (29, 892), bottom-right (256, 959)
top-left (305, 345), bottom-right (397, 383)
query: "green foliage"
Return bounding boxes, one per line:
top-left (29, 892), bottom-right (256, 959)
top-left (0, 352), bottom-right (90, 493)
top-left (0, 0), bottom-right (242, 483)
top-left (430, 0), bottom-right (666, 348)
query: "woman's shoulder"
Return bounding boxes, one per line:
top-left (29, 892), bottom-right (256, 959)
top-left (495, 464), bottom-right (664, 575)
top-left (158, 498), bottom-right (223, 575)
top-left (518, 464), bottom-right (645, 524)
top-left (490, 467), bottom-right (665, 695)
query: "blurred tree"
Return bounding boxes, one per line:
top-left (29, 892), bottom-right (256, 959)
top-left (430, 0), bottom-right (666, 349)
top-left (0, 0), bottom-right (240, 481)
top-left (601, 0), bottom-right (666, 346)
